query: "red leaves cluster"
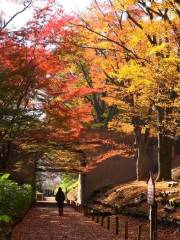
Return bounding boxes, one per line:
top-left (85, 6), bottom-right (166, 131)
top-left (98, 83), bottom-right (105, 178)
top-left (44, 77), bottom-right (96, 141)
top-left (0, 0), bottom-right (97, 143)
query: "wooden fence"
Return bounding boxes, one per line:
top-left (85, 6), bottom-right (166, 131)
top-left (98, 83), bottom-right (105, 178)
top-left (68, 201), bottom-right (143, 240)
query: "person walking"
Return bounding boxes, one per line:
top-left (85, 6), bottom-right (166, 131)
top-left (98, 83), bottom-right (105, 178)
top-left (55, 187), bottom-right (65, 216)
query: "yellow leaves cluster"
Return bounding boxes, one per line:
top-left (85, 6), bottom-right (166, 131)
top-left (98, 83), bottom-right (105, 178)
top-left (114, 0), bottom-right (137, 10)
top-left (129, 29), bottom-right (145, 48)
top-left (59, 0), bottom-right (180, 133)
top-left (110, 61), bottom-right (153, 95)
top-left (108, 121), bottom-right (134, 133)
top-left (148, 43), bottom-right (167, 55)
top-left (102, 96), bottom-right (130, 110)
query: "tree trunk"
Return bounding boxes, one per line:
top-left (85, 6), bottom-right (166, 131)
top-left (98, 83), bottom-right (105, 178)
top-left (156, 107), bottom-right (173, 181)
top-left (136, 142), bottom-right (152, 180)
top-left (156, 134), bottom-right (172, 181)
top-left (134, 126), bottom-right (152, 181)
top-left (0, 141), bottom-right (13, 172)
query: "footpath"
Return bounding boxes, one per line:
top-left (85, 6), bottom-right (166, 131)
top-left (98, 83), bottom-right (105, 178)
top-left (11, 206), bottom-right (119, 240)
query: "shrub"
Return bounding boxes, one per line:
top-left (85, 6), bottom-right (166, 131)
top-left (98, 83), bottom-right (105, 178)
top-left (0, 173), bottom-right (33, 221)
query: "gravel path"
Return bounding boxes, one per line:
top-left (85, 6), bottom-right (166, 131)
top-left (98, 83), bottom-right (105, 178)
top-left (11, 206), bottom-right (119, 240)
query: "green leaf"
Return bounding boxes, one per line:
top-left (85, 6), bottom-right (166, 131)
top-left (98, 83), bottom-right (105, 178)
top-left (0, 173), bottom-right (10, 180)
top-left (0, 215), bottom-right (12, 223)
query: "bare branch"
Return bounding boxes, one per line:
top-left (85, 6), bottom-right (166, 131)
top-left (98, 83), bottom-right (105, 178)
top-left (1, 0), bottom-right (32, 30)
top-left (108, 0), bottom-right (123, 29)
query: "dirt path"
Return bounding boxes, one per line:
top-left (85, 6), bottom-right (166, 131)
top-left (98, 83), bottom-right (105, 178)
top-left (11, 206), bottom-right (119, 240)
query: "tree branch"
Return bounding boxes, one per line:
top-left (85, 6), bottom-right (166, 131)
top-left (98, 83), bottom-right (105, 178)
top-left (1, 0), bottom-right (32, 30)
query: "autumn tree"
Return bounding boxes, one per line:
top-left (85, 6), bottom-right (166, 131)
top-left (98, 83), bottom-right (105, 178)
top-left (57, 27), bottom-right (118, 128)
top-left (0, 0), bottom-right (72, 171)
top-left (0, 0), bottom-right (35, 171)
top-left (0, 0), bottom-right (99, 172)
top-left (73, 0), bottom-right (180, 180)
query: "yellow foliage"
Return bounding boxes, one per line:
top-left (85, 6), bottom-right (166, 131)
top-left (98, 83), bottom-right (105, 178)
top-left (61, 0), bottom-right (180, 135)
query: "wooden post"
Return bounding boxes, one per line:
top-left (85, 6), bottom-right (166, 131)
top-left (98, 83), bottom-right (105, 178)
top-left (125, 221), bottom-right (128, 240)
top-left (154, 202), bottom-right (157, 240)
top-left (149, 205), bottom-right (153, 240)
top-left (92, 211), bottom-right (95, 221)
top-left (115, 216), bottom-right (119, 235)
top-left (138, 225), bottom-right (142, 240)
top-left (147, 173), bottom-right (157, 240)
top-left (87, 208), bottom-right (90, 217)
top-left (150, 202), bottom-right (157, 240)
top-left (96, 213), bottom-right (100, 223)
top-left (88, 208), bottom-right (92, 218)
top-left (83, 206), bottom-right (87, 216)
top-left (101, 215), bottom-right (104, 227)
top-left (107, 216), bottom-right (110, 230)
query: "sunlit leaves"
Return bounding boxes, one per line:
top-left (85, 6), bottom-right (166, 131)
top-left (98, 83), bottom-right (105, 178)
top-left (73, 0), bottom-right (180, 137)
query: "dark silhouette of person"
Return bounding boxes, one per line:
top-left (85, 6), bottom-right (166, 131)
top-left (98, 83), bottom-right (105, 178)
top-left (55, 187), bottom-right (65, 216)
